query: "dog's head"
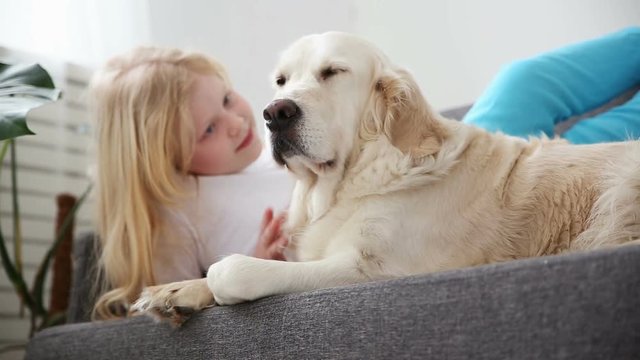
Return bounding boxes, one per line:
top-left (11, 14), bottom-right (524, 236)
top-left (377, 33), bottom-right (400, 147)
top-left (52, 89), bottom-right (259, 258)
top-left (264, 31), bottom-right (445, 178)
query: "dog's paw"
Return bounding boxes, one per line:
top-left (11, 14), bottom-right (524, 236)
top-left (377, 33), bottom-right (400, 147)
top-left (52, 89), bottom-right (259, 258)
top-left (207, 254), bottom-right (263, 306)
top-left (130, 278), bottom-right (214, 327)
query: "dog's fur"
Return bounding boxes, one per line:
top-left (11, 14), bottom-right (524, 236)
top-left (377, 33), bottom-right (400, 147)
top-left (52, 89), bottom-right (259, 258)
top-left (133, 32), bottom-right (640, 323)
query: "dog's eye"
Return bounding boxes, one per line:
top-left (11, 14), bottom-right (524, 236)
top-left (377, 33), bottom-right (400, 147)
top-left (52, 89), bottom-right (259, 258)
top-left (276, 76), bottom-right (286, 87)
top-left (320, 66), bottom-right (346, 81)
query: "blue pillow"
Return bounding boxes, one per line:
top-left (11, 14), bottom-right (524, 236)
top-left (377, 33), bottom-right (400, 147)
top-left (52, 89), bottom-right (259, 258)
top-left (463, 27), bottom-right (640, 144)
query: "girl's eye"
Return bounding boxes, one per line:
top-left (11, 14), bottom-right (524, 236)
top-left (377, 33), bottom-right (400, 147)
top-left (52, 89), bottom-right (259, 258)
top-left (199, 123), bottom-right (216, 141)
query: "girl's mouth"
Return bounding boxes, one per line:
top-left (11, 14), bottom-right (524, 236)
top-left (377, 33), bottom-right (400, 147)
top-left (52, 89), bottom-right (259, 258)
top-left (236, 128), bottom-right (254, 151)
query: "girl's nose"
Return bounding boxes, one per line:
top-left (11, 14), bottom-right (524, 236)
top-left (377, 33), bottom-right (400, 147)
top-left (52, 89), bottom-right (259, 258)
top-left (227, 114), bottom-right (245, 137)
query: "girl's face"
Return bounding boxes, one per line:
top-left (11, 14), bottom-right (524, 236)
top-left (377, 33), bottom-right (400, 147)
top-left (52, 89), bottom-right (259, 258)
top-left (188, 74), bottom-right (262, 175)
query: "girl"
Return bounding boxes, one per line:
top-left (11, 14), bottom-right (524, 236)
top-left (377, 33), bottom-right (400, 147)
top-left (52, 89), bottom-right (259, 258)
top-left (90, 47), bottom-right (295, 319)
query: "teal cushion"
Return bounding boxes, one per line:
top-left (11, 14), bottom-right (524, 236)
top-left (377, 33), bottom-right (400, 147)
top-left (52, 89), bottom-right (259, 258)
top-left (464, 27), bottom-right (640, 144)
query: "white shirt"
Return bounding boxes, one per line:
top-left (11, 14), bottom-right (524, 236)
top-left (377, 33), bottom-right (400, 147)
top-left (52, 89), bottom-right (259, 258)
top-left (153, 149), bottom-right (295, 284)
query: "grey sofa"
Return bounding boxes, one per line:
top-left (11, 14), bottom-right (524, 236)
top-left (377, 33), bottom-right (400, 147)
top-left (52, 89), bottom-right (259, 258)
top-left (25, 106), bottom-right (640, 359)
top-left (25, 233), bottom-right (640, 359)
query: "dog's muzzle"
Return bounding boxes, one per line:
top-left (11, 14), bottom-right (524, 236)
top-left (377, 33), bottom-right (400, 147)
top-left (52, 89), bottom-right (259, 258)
top-left (263, 99), bottom-right (304, 165)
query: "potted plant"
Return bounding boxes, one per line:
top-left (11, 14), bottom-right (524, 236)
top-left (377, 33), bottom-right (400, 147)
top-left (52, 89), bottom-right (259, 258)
top-left (0, 62), bottom-right (91, 350)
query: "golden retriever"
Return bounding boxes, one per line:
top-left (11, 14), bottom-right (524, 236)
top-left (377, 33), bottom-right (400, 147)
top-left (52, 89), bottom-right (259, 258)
top-left (133, 31), bottom-right (640, 324)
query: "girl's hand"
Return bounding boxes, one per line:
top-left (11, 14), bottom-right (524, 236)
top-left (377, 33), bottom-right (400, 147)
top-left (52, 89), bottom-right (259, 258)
top-left (253, 208), bottom-right (288, 261)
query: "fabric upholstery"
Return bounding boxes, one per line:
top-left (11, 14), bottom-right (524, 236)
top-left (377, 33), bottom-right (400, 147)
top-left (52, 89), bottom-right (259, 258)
top-left (27, 244), bottom-right (640, 360)
top-left (67, 232), bottom-right (101, 323)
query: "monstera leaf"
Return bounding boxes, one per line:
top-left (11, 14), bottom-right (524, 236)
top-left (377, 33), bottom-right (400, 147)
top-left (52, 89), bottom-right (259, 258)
top-left (0, 62), bottom-right (70, 341)
top-left (0, 63), bottom-right (61, 140)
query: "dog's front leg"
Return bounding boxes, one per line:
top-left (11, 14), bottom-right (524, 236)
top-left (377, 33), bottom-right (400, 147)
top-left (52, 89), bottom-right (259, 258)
top-left (207, 252), bottom-right (367, 305)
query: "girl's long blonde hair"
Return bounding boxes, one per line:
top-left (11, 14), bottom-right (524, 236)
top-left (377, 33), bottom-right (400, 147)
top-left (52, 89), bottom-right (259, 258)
top-left (90, 47), bottom-right (230, 319)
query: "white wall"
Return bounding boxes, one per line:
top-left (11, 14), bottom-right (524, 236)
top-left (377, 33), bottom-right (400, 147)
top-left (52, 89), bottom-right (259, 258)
top-left (353, 0), bottom-right (640, 109)
top-left (146, 0), bottom-right (357, 132)
top-left (144, 0), bottom-right (640, 116)
top-left (0, 0), bottom-right (151, 68)
top-left (2, 0), bottom-right (639, 114)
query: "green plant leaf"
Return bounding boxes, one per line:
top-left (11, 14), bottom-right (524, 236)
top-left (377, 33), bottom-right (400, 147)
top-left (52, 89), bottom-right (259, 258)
top-left (0, 212), bottom-right (41, 316)
top-left (0, 63), bottom-right (61, 140)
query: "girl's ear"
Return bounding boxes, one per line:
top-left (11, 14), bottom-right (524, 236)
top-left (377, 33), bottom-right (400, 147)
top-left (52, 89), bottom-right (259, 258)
top-left (367, 67), bottom-right (446, 159)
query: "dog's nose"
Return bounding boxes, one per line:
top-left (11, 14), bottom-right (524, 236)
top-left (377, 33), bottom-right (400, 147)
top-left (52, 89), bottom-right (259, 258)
top-left (263, 99), bottom-right (301, 131)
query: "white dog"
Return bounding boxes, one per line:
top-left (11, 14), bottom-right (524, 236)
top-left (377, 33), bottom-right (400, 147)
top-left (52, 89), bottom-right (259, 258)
top-left (133, 32), bottom-right (640, 324)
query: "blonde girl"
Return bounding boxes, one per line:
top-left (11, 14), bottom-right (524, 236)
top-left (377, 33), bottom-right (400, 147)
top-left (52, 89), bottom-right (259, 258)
top-left (91, 47), bottom-right (293, 319)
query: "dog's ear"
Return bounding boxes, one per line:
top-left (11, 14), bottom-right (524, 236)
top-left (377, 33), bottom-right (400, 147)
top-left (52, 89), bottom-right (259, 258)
top-left (363, 67), bottom-right (446, 159)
